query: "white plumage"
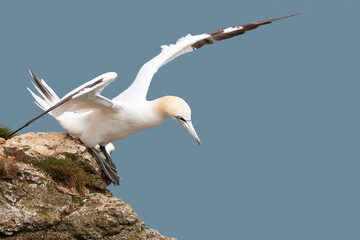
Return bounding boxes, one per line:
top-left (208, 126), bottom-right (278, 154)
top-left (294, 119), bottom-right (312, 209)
top-left (12, 13), bottom-right (301, 185)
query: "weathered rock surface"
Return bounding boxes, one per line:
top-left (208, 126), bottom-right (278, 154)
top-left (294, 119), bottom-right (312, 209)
top-left (0, 132), bottom-right (175, 240)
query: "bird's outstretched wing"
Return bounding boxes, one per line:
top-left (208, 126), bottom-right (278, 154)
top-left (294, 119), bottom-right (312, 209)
top-left (115, 13), bottom-right (301, 101)
top-left (10, 71), bottom-right (118, 136)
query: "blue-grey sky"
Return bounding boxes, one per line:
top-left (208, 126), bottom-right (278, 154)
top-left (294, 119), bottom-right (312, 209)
top-left (1, 1), bottom-right (359, 239)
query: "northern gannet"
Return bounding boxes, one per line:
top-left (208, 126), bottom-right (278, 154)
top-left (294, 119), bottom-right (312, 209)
top-left (11, 13), bottom-right (302, 185)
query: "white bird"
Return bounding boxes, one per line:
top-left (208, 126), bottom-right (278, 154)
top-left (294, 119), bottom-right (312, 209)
top-left (11, 13), bottom-right (301, 185)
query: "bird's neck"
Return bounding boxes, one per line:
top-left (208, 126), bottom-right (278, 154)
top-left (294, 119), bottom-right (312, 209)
top-left (151, 97), bottom-right (169, 119)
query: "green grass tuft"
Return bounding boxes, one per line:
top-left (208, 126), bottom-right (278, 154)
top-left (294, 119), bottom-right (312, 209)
top-left (27, 156), bottom-right (87, 194)
top-left (4, 147), bottom-right (87, 194)
top-left (0, 125), bottom-right (14, 140)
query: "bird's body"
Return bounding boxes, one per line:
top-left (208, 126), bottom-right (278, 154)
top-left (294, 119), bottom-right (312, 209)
top-left (12, 13), bottom-right (302, 185)
top-left (57, 95), bottom-right (165, 147)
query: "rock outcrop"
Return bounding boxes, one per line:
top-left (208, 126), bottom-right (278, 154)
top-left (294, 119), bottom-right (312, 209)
top-left (0, 132), bottom-right (175, 240)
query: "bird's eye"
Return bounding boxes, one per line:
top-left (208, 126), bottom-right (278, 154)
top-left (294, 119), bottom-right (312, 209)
top-left (176, 115), bottom-right (186, 122)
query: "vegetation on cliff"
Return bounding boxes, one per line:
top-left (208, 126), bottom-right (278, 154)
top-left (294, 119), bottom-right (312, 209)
top-left (0, 125), bottom-right (13, 140)
top-left (0, 132), bottom-right (175, 240)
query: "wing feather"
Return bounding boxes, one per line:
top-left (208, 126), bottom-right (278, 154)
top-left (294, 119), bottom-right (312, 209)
top-left (10, 72), bottom-right (118, 136)
top-left (115, 13), bottom-right (301, 101)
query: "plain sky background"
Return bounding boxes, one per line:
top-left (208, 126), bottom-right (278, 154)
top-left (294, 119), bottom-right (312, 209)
top-left (1, 1), bottom-right (359, 239)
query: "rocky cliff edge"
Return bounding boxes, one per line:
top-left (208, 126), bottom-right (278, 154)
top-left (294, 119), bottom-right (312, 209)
top-left (0, 132), bottom-right (175, 240)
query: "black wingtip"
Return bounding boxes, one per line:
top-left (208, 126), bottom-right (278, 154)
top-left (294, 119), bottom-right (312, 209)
top-left (28, 69), bottom-right (40, 82)
top-left (254, 12), bottom-right (304, 25)
top-left (9, 126), bottom-right (23, 137)
top-left (8, 132), bottom-right (15, 138)
top-left (277, 12), bottom-right (304, 20)
top-left (28, 69), bottom-right (35, 79)
top-left (293, 12), bottom-right (304, 16)
top-left (28, 69), bottom-right (40, 85)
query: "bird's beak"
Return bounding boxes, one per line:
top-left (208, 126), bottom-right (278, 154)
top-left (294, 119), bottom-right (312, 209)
top-left (174, 118), bottom-right (201, 145)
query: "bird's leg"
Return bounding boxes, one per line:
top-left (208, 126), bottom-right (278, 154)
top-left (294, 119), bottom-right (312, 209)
top-left (99, 145), bottom-right (122, 184)
top-left (99, 145), bottom-right (117, 170)
top-left (87, 147), bottom-right (121, 186)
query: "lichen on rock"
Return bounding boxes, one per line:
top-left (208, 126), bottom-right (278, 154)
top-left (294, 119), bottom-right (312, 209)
top-left (0, 132), bottom-right (175, 240)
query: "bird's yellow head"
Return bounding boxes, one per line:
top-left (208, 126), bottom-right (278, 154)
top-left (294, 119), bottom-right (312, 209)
top-left (157, 96), bottom-right (201, 145)
top-left (158, 96), bottom-right (191, 119)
